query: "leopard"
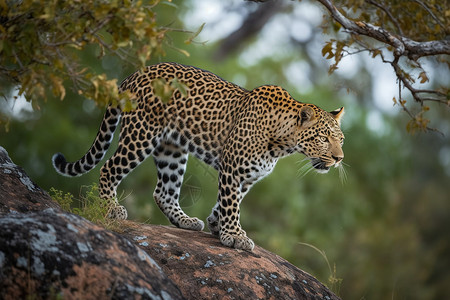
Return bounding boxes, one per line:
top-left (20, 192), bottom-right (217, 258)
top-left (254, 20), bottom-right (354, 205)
top-left (52, 62), bottom-right (345, 251)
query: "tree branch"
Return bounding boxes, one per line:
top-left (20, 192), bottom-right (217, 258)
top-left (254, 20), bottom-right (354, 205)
top-left (316, 0), bottom-right (450, 59)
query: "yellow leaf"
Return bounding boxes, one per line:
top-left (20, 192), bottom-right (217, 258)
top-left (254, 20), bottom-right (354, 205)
top-left (91, 77), bottom-right (100, 99)
top-left (332, 21), bottom-right (341, 32)
top-left (418, 71), bottom-right (429, 84)
top-left (328, 64), bottom-right (338, 74)
top-left (174, 47), bottom-right (190, 57)
top-left (372, 49), bottom-right (381, 58)
top-left (51, 76), bottom-right (66, 100)
top-left (322, 42), bottom-right (333, 58)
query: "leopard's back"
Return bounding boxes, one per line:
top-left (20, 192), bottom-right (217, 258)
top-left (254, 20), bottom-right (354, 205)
top-left (120, 62), bottom-right (249, 168)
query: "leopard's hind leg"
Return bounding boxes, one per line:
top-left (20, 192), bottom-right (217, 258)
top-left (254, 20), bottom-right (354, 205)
top-left (99, 113), bottom-right (162, 219)
top-left (153, 141), bottom-right (204, 231)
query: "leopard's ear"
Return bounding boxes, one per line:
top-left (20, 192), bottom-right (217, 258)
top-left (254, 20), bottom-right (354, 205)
top-left (330, 107), bottom-right (344, 125)
top-left (298, 106), bottom-right (318, 128)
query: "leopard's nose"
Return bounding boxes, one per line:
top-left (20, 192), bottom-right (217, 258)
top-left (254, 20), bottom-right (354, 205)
top-left (332, 155), bottom-right (343, 163)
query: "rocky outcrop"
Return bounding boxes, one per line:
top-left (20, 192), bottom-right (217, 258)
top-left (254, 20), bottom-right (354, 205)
top-left (0, 210), bottom-right (184, 300)
top-left (0, 147), bottom-right (60, 214)
top-left (0, 148), bottom-right (183, 300)
top-left (0, 146), bottom-right (340, 300)
top-left (122, 223), bottom-right (339, 300)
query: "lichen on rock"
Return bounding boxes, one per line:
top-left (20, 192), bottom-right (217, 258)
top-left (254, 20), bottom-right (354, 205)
top-left (0, 209), bottom-right (184, 300)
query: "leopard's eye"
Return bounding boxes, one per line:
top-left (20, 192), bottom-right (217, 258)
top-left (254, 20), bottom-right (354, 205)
top-left (319, 136), bottom-right (328, 142)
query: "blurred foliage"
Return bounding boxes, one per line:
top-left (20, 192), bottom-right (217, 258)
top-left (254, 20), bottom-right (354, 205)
top-left (0, 0), bottom-right (175, 129)
top-left (1, 0), bottom-right (450, 299)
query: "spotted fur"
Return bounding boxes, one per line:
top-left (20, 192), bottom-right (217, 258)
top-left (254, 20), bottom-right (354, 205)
top-left (52, 62), bottom-right (345, 251)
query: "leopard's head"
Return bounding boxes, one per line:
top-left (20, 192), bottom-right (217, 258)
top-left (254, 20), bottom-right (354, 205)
top-left (296, 105), bottom-right (345, 173)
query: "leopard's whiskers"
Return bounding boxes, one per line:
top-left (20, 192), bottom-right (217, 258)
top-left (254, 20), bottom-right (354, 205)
top-left (296, 158), bottom-right (315, 179)
top-left (337, 162), bottom-right (349, 185)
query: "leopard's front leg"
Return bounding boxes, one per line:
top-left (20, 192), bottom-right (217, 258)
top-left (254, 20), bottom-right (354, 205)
top-left (217, 169), bottom-right (255, 251)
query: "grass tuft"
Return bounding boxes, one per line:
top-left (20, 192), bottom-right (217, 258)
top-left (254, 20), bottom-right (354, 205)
top-left (49, 184), bottom-right (124, 232)
top-left (298, 242), bottom-right (343, 296)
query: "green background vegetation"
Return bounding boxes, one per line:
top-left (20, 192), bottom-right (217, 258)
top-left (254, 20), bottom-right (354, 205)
top-left (1, 1), bottom-right (449, 299)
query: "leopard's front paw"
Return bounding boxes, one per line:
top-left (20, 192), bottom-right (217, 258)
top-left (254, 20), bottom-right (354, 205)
top-left (107, 205), bottom-right (128, 220)
top-left (220, 230), bottom-right (255, 251)
top-left (178, 216), bottom-right (205, 231)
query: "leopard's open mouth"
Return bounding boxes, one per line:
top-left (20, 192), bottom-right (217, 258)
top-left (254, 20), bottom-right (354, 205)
top-left (310, 158), bottom-right (330, 173)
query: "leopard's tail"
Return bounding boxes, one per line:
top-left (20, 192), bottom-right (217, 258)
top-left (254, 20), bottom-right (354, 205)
top-left (52, 106), bottom-right (121, 177)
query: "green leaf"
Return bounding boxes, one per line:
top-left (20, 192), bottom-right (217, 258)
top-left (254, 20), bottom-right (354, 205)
top-left (151, 77), bottom-right (173, 104)
top-left (185, 23), bottom-right (205, 45)
top-left (171, 77), bottom-right (188, 98)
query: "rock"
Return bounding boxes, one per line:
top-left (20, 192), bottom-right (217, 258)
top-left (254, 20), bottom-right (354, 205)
top-left (0, 147), bottom-right (60, 214)
top-left (0, 210), bottom-right (184, 300)
top-left (0, 147), bottom-right (183, 300)
top-left (123, 223), bottom-right (340, 300)
top-left (0, 146), bottom-right (340, 299)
